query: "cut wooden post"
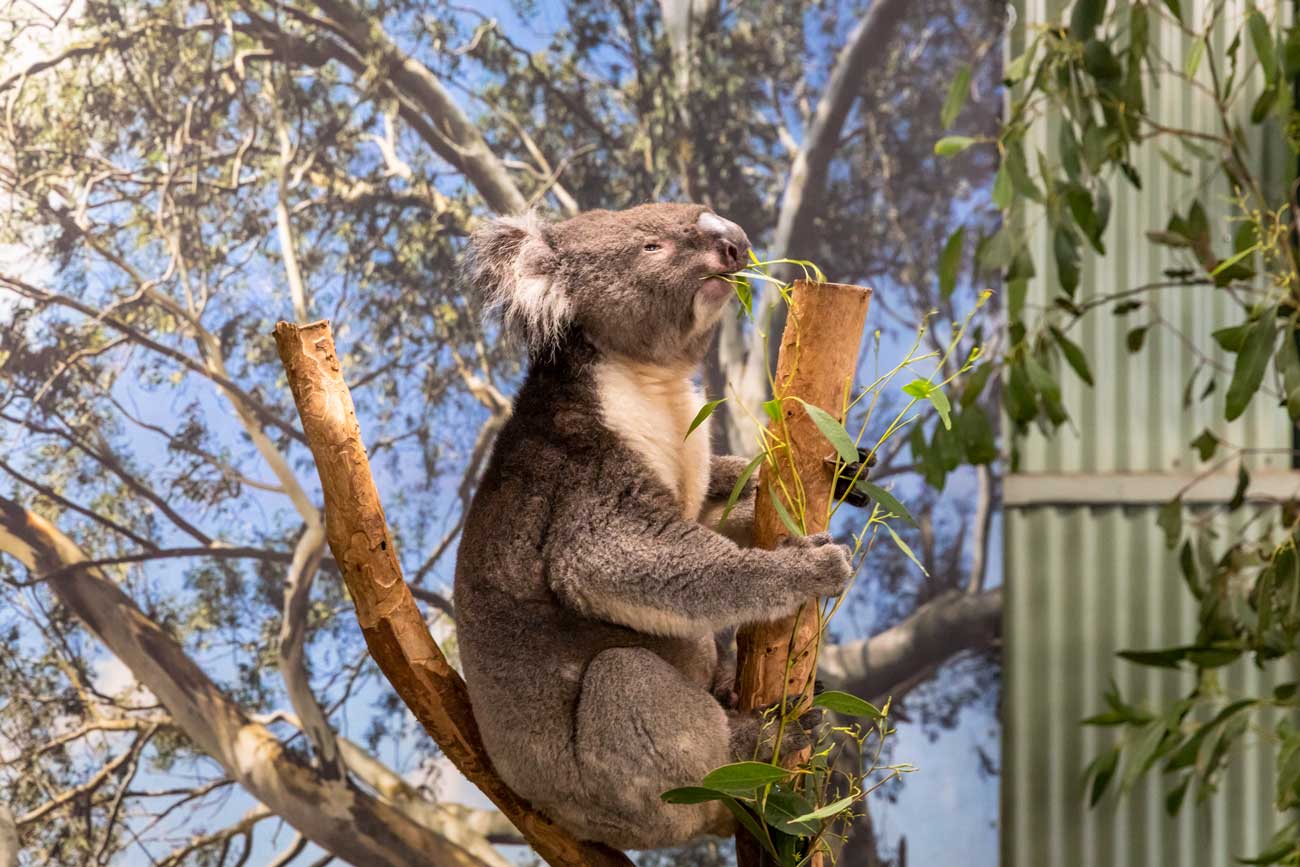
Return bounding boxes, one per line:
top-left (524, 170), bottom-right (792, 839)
top-left (273, 320), bottom-right (633, 867)
top-left (733, 279), bottom-right (871, 867)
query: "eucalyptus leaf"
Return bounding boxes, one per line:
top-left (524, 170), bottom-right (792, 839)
top-left (859, 483), bottom-right (917, 527)
top-left (814, 689), bottom-right (885, 719)
top-left (685, 399), bottom-right (725, 440)
top-left (797, 399), bottom-right (858, 464)
top-left (1224, 312), bottom-right (1277, 421)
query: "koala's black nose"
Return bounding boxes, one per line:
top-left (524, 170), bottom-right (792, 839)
top-left (698, 212), bottom-right (751, 272)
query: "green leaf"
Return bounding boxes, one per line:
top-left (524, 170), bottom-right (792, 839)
top-left (1084, 39), bottom-right (1123, 79)
top-left (662, 786), bottom-right (729, 804)
top-left (787, 795), bottom-right (859, 824)
top-left (1213, 323), bottom-right (1250, 352)
top-left (941, 65), bottom-right (973, 128)
top-left (1162, 0), bottom-right (1182, 22)
top-left (719, 453), bottom-right (764, 524)
top-left (721, 798), bottom-right (779, 860)
top-left (813, 690), bottom-right (885, 719)
top-left (1157, 147), bottom-right (1192, 176)
top-left (1228, 462), bottom-right (1250, 511)
top-left (700, 762), bottom-right (792, 794)
top-left (956, 407), bottom-right (997, 465)
top-left (1276, 332), bottom-right (1300, 420)
top-left (685, 399), bottom-right (726, 440)
top-left (1190, 428), bottom-right (1219, 461)
top-left (1165, 776), bottom-right (1191, 816)
top-left (1122, 721), bottom-right (1171, 792)
top-left (1118, 648), bottom-right (1186, 669)
top-left (1004, 144), bottom-right (1043, 201)
top-left (796, 399), bottom-right (857, 464)
top-left (1087, 747), bottom-right (1120, 806)
top-left (1225, 312), bottom-right (1278, 421)
top-left (992, 160), bottom-right (1013, 209)
top-left (1070, 0), bottom-right (1107, 39)
top-left (1127, 325), bottom-right (1150, 353)
top-left (1065, 187), bottom-right (1103, 253)
top-left (961, 363), bottom-right (994, 407)
top-left (886, 524), bottom-right (929, 576)
top-left (1209, 244), bottom-right (1260, 278)
top-left (1185, 36), bottom-right (1206, 78)
top-left (902, 379), bottom-right (933, 399)
top-left (770, 493), bottom-right (804, 537)
top-left (1050, 326), bottom-right (1094, 386)
top-left (1157, 498), bottom-right (1182, 548)
top-left (762, 398), bottom-right (782, 425)
top-left (934, 135), bottom-right (977, 156)
top-left (1054, 226), bottom-right (1081, 297)
top-left (859, 483), bottom-right (917, 527)
top-left (761, 791), bottom-right (819, 836)
top-left (928, 388), bottom-right (952, 430)
top-left (1247, 7), bottom-right (1278, 82)
top-left (1024, 357), bottom-right (1061, 404)
top-left (938, 227), bottom-right (965, 299)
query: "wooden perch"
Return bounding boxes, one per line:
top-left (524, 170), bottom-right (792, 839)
top-left (733, 279), bottom-right (871, 867)
top-left (273, 320), bottom-right (633, 867)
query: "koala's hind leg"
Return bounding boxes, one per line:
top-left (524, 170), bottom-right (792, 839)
top-left (567, 646), bottom-right (737, 850)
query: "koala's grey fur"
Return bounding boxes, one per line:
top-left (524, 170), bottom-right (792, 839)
top-left (454, 203), bottom-right (852, 851)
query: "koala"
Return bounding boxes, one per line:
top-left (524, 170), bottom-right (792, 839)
top-left (453, 203), bottom-right (853, 851)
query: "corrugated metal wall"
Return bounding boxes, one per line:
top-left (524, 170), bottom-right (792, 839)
top-left (1003, 1), bottom-right (1296, 866)
top-left (1014, 0), bottom-right (1293, 477)
top-left (1004, 508), bottom-right (1288, 867)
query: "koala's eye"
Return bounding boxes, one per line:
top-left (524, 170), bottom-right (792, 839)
top-left (642, 242), bottom-right (662, 252)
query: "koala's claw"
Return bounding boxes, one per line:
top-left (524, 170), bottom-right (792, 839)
top-left (827, 446), bottom-right (877, 508)
top-left (778, 531), bottom-right (834, 549)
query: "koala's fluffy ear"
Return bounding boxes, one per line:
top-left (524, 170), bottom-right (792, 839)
top-left (465, 213), bottom-right (568, 351)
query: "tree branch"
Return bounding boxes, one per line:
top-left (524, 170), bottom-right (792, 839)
top-left (304, 0), bottom-right (528, 215)
top-left (0, 496), bottom-right (496, 867)
top-left (273, 319), bottom-right (632, 867)
top-left (819, 588), bottom-right (1002, 702)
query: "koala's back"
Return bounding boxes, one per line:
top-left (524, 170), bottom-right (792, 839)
top-left (453, 355), bottom-right (715, 805)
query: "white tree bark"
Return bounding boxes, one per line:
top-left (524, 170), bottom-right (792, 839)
top-left (0, 496), bottom-right (495, 867)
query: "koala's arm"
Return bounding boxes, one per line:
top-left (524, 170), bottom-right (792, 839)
top-left (707, 454), bottom-right (758, 501)
top-left (546, 504), bottom-right (849, 638)
top-left (701, 454), bottom-right (758, 544)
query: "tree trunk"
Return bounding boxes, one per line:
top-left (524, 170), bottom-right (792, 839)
top-left (733, 280), bottom-right (871, 866)
top-left (272, 320), bottom-right (632, 867)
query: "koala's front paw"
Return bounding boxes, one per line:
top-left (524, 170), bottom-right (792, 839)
top-left (779, 533), bottom-right (853, 598)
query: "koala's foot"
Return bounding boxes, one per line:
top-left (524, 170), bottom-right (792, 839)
top-left (727, 704), bottom-right (822, 770)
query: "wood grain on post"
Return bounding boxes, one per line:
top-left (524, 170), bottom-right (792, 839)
top-left (734, 280), bottom-right (871, 867)
top-left (273, 320), bottom-right (632, 867)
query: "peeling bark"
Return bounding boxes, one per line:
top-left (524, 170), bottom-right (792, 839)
top-left (0, 497), bottom-right (493, 867)
top-left (273, 319), bottom-right (633, 867)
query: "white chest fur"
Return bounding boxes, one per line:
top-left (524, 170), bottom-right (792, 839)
top-left (593, 357), bottom-right (712, 521)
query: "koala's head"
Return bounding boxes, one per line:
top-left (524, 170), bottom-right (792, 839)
top-left (466, 203), bottom-right (751, 364)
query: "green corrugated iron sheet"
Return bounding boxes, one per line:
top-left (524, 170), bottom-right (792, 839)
top-left (1003, 1), bottom-right (1296, 865)
top-left (1014, 0), bottom-right (1293, 475)
top-left (1004, 507), bottom-right (1289, 867)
